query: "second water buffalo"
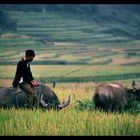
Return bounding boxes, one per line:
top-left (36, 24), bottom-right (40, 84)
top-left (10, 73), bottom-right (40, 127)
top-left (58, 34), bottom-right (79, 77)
top-left (93, 80), bottom-right (140, 111)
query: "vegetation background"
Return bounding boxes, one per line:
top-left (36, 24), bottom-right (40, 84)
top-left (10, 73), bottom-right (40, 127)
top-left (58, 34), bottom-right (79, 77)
top-left (0, 4), bottom-right (140, 135)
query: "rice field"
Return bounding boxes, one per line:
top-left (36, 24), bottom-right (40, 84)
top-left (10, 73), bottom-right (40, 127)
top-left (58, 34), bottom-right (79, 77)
top-left (0, 108), bottom-right (140, 136)
top-left (0, 10), bottom-right (140, 135)
top-left (0, 82), bottom-right (140, 136)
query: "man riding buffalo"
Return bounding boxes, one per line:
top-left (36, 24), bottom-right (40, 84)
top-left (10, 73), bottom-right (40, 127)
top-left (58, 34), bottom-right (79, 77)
top-left (12, 49), bottom-right (40, 107)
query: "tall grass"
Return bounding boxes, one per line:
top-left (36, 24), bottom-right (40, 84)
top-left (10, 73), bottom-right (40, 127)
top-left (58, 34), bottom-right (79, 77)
top-left (0, 83), bottom-right (140, 136)
top-left (0, 106), bottom-right (140, 135)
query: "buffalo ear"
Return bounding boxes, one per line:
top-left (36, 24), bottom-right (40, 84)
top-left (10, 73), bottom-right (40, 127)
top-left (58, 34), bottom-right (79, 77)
top-left (132, 80), bottom-right (140, 90)
top-left (132, 80), bottom-right (136, 89)
top-left (132, 80), bottom-right (135, 86)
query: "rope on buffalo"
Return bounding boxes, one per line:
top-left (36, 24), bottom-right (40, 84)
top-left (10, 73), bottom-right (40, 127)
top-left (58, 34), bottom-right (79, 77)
top-left (52, 63), bottom-right (94, 88)
top-left (51, 65), bottom-right (140, 88)
top-left (15, 95), bottom-right (19, 108)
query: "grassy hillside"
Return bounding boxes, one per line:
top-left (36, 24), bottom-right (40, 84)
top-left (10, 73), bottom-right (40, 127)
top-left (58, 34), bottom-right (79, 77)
top-left (1, 4), bottom-right (140, 43)
top-left (0, 5), bottom-right (140, 84)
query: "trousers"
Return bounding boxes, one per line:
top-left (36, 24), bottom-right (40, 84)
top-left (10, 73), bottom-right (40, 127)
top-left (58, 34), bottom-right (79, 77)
top-left (19, 82), bottom-right (36, 108)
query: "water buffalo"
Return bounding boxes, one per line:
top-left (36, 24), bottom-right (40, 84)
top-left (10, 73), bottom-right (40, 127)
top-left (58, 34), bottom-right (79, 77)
top-left (93, 80), bottom-right (140, 111)
top-left (0, 83), bottom-right (70, 110)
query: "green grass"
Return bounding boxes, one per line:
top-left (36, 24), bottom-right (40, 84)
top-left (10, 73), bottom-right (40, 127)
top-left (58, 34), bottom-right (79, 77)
top-left (1, 9), bottom-right (140, 67)
top-left (8, 10), bottom-right (136, 44)
top-left (0, 9), bottom-right (140, 135)
top-left (0, 65), bottom-right (140, 83)
top-left (0, 103), bottom-right (140, 135)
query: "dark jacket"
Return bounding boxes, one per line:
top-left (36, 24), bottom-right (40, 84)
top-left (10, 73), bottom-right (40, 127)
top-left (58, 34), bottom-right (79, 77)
top-left (12, 57), bottom-right (34, 87)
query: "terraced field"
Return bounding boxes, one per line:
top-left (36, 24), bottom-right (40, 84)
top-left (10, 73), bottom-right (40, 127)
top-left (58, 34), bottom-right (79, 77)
top-left (0, 11), bottom-right (140, 86)
top-left (0, 7), bottom-right (140, 136)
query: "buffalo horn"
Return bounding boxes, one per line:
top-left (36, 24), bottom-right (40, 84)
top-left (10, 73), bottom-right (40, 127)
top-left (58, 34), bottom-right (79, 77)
top-left (58, 95), bottom-right (70, 109)
top-left (40, 94), bottom-right (49, 107)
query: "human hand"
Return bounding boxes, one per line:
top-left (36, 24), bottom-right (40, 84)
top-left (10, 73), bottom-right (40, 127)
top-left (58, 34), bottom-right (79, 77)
top-left (31, 80), bottom-right (40, 87)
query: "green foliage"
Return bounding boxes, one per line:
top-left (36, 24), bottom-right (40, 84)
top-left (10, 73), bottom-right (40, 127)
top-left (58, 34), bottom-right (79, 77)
top-left (0, 4), bottom-right (97, 13)
top-left (0, 10), bottom-right (17, 34)
top-left (75, 98), bottom-right (140, 115)
top-left (126, 101), bottom-right (140, 114)
top-left (74, 99), bottom-right (95, 111)
top-left (1, 5), bottom-right (140, 43)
